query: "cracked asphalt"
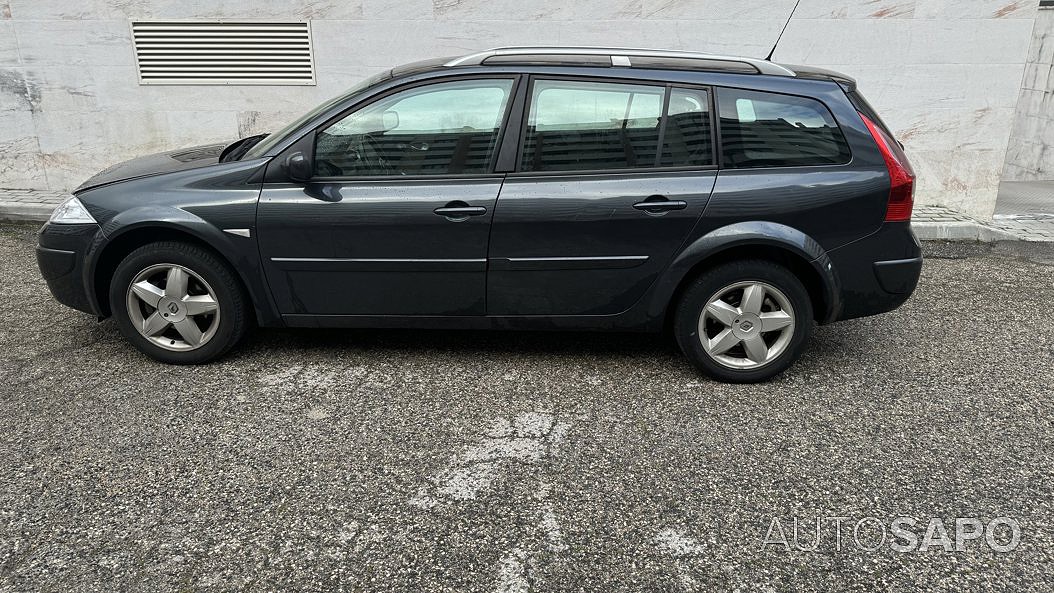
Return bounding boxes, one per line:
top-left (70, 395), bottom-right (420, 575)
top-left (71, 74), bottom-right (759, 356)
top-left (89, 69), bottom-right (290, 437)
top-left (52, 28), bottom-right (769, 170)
top-left (1, 221), bottom-right (1053, 592)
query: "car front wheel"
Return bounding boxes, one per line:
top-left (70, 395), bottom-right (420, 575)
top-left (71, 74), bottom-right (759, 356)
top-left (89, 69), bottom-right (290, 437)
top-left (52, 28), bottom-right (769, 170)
top-left (109, 241), bottom-right (249, 364)
top-left (674, 259), bottom-right (812, 383)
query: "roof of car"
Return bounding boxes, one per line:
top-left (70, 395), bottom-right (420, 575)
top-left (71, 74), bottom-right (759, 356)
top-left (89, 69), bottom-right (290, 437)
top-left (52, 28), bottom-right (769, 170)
top-left (445, 46), bottom-right (794, 76)
top-left (387, 47), bottom-right (856, 89)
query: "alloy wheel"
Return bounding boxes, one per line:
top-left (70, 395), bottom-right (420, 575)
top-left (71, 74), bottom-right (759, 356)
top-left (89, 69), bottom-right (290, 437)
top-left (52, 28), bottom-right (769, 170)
top-left (125, 263), bottom-right (221, 352)
top-left (697, 281), bottom-right (796, 370)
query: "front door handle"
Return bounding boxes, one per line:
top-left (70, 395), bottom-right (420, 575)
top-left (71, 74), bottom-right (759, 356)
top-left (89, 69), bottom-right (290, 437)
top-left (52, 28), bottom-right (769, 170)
top-left (434, 202), bottom-right (487, 221)
top-left (434, 206), bottom-right (487, 216)
top-left (632, 196), bottom-right (688, 214)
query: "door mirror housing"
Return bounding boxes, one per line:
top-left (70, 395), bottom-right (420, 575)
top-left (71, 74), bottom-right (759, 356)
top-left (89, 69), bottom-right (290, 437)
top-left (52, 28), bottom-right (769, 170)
top-left (381, 110), bottom-right (399, 132)
top-left (286, 151), bottom-right (313, 182)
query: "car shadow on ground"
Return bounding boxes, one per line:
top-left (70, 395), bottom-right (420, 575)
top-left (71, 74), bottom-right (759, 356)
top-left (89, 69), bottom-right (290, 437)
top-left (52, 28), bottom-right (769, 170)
top-left (245, 326), bottom-right (680, 358)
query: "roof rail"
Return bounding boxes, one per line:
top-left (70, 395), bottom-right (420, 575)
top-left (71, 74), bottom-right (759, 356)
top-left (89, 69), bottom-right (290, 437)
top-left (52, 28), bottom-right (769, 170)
top-left (443, 46), bottom-right (796, 77)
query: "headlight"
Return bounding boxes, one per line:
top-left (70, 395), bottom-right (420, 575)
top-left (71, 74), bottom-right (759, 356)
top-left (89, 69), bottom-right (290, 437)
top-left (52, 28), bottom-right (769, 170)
top-left (48, 196), bottom-right (97, 224)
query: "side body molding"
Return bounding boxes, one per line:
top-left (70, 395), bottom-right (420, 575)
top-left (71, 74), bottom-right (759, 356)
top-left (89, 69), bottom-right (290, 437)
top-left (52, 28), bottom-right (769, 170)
top-left (645, 221), bottom-right (842, 325)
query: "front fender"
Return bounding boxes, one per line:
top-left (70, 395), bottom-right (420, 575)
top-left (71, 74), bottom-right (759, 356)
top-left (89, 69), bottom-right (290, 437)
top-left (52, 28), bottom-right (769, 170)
top-left (85, 206), bottom-right (282, 327)
top-left (646, 221), bottom-right (842, 324)
top-left (100, 204), bottom-right (235, 243)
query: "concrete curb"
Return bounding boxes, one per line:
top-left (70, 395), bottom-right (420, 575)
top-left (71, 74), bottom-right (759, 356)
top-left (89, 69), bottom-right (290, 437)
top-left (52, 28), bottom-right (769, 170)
top-left (0, 189), bottom-right (67, 224)
top-left (0, 202), bottom-right (55, 223)
top-left (911, 221), bottom-right (1022, 242)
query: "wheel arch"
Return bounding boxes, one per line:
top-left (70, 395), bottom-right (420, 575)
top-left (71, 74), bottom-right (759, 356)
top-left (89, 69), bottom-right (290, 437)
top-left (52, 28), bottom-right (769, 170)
top-left (651, 222), bottom-right (842, 330)
top-left (88, 215), bottom-right (281, 327)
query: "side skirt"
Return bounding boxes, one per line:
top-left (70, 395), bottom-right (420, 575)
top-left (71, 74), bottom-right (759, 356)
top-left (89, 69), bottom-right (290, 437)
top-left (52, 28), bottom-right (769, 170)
top-left (281, 313), bottom-right (658, 332)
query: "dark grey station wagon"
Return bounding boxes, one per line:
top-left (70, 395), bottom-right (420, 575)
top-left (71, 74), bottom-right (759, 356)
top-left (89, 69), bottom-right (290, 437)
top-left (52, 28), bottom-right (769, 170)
top-left (35, 46), bottom-right (921, 383)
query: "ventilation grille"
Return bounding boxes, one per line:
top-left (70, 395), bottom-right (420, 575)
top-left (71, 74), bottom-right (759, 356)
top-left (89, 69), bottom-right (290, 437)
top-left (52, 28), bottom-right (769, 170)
top-left (131, 21), bottom-right (315, 85)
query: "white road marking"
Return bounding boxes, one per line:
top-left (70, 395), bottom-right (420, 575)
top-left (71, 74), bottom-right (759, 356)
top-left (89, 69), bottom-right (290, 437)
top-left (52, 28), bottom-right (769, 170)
top-left (540, 502), bottom-right (568, 553)
top-left (654, 526), bottom-right (707, 557)
top-left (654, 527), bottom-right (707, 592)
top-left (407, 411), bottom-right (574, 592)
top-left (410, 411), bottom-right (570, 507)
top-left (494, 547), bottom-right (529, 593)
top-left (257, 364), bottom-right (369, 394)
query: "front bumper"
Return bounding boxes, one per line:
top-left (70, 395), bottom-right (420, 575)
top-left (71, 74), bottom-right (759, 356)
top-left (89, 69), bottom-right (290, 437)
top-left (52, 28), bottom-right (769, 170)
top-left (36, 222), bottom-right (102, 315)
top-left (827, 222), bottom-right (923, 322)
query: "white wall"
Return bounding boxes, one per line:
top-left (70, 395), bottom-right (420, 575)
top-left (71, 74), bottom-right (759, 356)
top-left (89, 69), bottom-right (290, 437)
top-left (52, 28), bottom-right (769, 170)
top-left (0, 0), bottom-right (1039, 219)
top-left (1004, 7), bottom-right (1054, 181)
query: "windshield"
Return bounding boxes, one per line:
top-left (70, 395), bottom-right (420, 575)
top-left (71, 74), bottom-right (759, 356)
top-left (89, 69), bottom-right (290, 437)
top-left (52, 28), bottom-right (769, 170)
top-left (242, 70), bottom-right (392, 160)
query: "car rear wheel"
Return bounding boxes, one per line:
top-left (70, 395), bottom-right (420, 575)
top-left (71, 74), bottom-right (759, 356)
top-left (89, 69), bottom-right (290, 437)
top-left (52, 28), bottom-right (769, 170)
top-left (109, 241), bottom-right (249, 364)
top-left (674, 260), bottom-right (812, 383)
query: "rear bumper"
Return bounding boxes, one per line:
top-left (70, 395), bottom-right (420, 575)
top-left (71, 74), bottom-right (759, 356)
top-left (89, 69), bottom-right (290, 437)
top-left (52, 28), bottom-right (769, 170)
top-left (36, 222), bottom-right (102, 315)
top-left (827, 222), bottom-right (922, 322)
top-left (873, 256), bottom-right (923, 295)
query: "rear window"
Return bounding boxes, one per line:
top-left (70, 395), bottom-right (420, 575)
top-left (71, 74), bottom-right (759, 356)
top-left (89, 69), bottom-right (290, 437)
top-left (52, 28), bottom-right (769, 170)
top-left (716, 88), bottom-right (851, 168)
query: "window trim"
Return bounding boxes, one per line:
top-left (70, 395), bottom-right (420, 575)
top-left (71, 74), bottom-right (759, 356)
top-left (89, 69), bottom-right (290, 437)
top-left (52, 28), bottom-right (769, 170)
top-left (661, 85), bottom-right (720, 171)
top-left (509, 74), bottom-right (719, 178)
top-left (493, 76), bottom-right (531, 173)
top-left (712, 85), bottom-right (855, 171)
top-left (301, 73), bottom-right (524, 183)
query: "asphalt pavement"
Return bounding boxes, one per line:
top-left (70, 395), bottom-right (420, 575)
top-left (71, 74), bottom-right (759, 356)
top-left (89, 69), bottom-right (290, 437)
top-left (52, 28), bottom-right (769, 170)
top-left (0, 221), bottom-right (1052, 592)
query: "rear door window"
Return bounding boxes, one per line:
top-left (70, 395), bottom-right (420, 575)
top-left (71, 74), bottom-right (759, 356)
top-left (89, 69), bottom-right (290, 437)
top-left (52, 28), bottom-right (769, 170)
top-left (520, 79), bottom-right (666, 172)
top-left (716, 88), bottom-right (851, 168)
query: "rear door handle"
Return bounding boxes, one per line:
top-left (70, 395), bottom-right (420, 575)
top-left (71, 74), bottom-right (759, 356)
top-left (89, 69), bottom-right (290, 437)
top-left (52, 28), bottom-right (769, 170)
top-left (632, 197), bottom-right (688, 213)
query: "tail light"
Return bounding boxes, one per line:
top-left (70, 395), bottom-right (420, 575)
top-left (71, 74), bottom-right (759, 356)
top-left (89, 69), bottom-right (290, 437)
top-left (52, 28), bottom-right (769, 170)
top-left (860, 113), bottom-right (915, 222)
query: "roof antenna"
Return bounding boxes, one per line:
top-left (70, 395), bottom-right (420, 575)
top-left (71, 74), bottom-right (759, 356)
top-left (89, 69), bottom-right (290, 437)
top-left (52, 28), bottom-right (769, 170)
top-left (766, 0), bottom-right (801, 61)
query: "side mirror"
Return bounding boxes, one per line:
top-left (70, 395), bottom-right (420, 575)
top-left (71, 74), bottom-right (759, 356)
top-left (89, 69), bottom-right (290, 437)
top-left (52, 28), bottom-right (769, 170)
top-left (382, 110), bottom-right (399, 132)
top-left (286, 151), bottom-right (312, 182)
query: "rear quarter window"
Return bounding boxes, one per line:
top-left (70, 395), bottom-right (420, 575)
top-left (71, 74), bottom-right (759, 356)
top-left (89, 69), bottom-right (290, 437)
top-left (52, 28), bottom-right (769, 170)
top-left (716, 88), bottom-right (851, 168)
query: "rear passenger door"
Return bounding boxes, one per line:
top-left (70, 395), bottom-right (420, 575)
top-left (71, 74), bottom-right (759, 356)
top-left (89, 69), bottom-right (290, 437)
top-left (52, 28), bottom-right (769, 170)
top-left (487, 78), bottom-right (717, 316)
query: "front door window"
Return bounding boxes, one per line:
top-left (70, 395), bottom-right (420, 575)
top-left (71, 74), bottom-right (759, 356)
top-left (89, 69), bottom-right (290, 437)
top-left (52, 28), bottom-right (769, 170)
top-left (314, 78), bottom-right (514, 177)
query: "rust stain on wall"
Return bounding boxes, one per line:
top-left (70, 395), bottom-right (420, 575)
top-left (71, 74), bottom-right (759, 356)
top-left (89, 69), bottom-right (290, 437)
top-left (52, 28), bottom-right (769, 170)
top-left (993, 2), bottom-right (1023, 18)
top-left (870, 4), bottom-right (913, 18)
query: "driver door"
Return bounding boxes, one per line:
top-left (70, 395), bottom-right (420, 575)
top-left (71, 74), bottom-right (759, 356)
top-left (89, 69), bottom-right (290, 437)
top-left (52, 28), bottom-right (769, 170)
top-left (257, 76), bottom-right (518, 318)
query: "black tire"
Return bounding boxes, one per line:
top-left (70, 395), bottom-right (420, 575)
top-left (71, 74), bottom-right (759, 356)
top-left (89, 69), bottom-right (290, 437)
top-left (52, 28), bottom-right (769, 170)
top-left (109, 241), bottom-right (249, 364)
top-left (674, 259), bottom-right (813, 383)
